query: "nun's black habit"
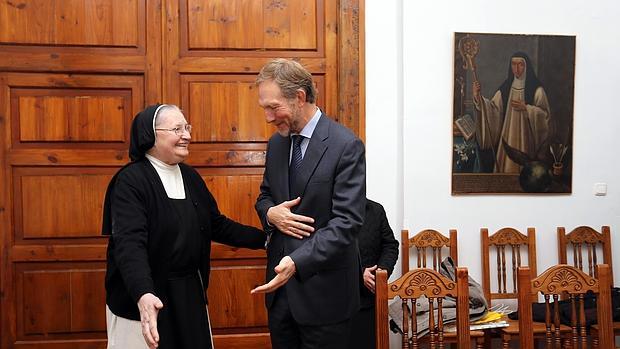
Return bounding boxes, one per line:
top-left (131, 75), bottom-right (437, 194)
top-left (103, 104), bottom-right (265, 348)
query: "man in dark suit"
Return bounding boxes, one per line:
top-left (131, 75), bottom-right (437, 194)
top-left (349, 198), bottom-right (399, 349)
top-left (251, 58), bottom-right (366, 349)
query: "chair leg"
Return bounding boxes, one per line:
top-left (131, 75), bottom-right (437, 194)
top-left (482, 332), bottom-right (492, 349)
top-left (501, 334), bottom-right (511, 349)
top-left (592, 337), bottom-right (599, 349)
top-left (591, 327), bottom-right (599, 349)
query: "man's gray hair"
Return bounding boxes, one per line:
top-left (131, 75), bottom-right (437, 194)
top-left (256, 58), bottom-right (317, 103)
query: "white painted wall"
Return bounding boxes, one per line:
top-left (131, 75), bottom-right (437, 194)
top-left (366, 0), bottom-right (620, 317)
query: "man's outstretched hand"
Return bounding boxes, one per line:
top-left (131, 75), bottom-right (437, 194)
top-left (251, 256), bottom-right (296, 294)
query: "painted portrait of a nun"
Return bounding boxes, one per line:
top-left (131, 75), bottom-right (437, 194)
top-left (452, 33), bottom-right (575, 194)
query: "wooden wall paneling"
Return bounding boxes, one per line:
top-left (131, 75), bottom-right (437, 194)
top-left (197, 167), bottom-right (266, 252)
top-left (182, 75), bottom-right (270, 143)
top-left (322, 0), bottom-right (338, 120)
top-left (16, 91), bottom-right (127, 143)
top-left (176, 57), bottom-right (329, 74)
top-left (13, 167), bottom-right (115, 241)
top-left (339, 0), bottom-right (365, 139)
top-left (181, 74), bottom-right (325, 145)
top-left (144, 0), bottom-right (162, 104)
top-left (69, 270), bottom-right (106, 332)
top-left (0, 0), bottom-right (161, 104)
top-left (11, 245), bottom-right (107, 263)
top-left (197, 166), bottom-right (268, 347)
top-left (162, 1), bottom-right (362, 347)
top-left (0, 72), bottom-right (12, 348)
top-left (0, 0), bottom-right (140, 47)
top-left (165, 0), bottom-right (332, 102)
top-left (212, 333), bottom-right (272, 349)
top-left (14, 262), bottom-right (107, 344)
top-left (52, 0), bottom-right (139, 47)
top-left (179, 0), bottom-right (322, 55)
top-left (0, 0), bottom-right (150, 73)
top-left (207, 264), bottom-right (267, 329)
top-left (21, 270), bottom-right (72, 335)
top-left (185, 147), bottom-right (267, 168)
top-left (1, 1), bottom-right (158, 346)
top-left (185, 0), bottom-right (264, 50)
top-left (263, 0), bottom-right (318, 50)
top-left (202, 173), bottom-right (263, 227)
top-left (163, 0), bottom-right (181, 105)
top-left (0, 0), bottom-right (363, 347)
top-left (6, 73), bottom-right (143, 154)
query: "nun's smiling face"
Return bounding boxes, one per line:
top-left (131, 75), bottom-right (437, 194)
top-left (150, 109), bottom-right (191, 165)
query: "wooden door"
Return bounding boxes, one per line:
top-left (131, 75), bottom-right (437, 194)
top-left (0, 1), bottom-right (363, 348)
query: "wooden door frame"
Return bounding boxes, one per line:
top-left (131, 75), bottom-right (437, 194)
top-left (339, 0), bottom-right (365, 140)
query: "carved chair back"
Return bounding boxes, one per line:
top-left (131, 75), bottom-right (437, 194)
top-left (517, 264), bottom-right (614, 349)
top-left (557, 226), bottom-right (613, 286)
top-left (481, 227), bottom-right (537, 303)
top-left (401, 229), bottom-right (458, 274)
top-left (375, 267), bottom-right (471, 349)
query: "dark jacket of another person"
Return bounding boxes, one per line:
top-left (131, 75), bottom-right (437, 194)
top-left (358, 199), bottom-right (399, 308)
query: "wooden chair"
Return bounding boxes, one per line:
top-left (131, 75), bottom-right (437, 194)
top-left (481, 227), bottom-right (539, 348)
top-left (558, 226), bottom-right (619, 346)
top-left (557, 226), bottom-right (613, 288)
top-left (376, 267), bottom-right (471, 349)
top-left (401, 230), bottom-right (485, 348)
top-left (517, 264), bottom-right (614, 349)
top-left (481, 227), bottom-right (537, 303)
top-left (401, 229), bottom-right (458, 273)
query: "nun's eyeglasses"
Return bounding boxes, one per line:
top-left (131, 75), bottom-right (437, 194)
top-left (155, 124), bottom-right (192, 136)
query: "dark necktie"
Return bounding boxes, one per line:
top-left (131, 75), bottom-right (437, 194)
top-left (289, 135), bottom-right (304, 195)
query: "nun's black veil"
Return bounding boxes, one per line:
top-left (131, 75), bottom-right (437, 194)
top-left (102, 104), bottom-right (163, 235)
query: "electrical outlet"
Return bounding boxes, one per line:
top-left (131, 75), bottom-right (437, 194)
top-left (593, 183), bottom-right (607, 196)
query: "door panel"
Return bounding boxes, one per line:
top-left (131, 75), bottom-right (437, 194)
top-left (14, 168), bottom-right (113, 240)
top-left (0, 0), bottom-right (142, 48)
top-left (184, 0), bottom-right (318, 50)
top-left (15, 262), bottom-right (107, 343)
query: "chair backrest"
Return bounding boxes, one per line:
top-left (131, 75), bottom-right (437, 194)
top-left (557, 226), bottom-right (614, 286)
top-left (401, 229), bottom-right (458, 273)
top-left (376, 267), bottom-right (471, 349)
top-left (481, 227), bottom-right (537, 303)
top-left (517, 264), bottom-right (614, 349)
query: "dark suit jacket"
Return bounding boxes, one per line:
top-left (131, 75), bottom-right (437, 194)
top-left (358, 199), bottom-right (399, 308)
top-left (104, 159), bottom-right (265, 320)
top-left (256, 113), bottom-right (366, 326)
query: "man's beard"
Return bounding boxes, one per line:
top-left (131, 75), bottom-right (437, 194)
top-left (278, 103), bottom-right (302, 137)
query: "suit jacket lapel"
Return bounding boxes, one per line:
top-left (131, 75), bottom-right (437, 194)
top-left (291, 114), bottom-right (329, 199)
top-left (272, 134), bottom-right (291, 201)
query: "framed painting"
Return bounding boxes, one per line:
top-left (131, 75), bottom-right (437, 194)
top-left (452, 32), bottom-right (575, 194)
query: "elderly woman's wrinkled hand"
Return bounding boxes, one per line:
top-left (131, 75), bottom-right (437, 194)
top-left (138, 293), bottom-right (164, 349)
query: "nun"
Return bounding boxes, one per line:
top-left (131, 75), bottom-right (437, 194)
top-left (472, 51), bottom-right (551, 173)
top-left (102, 104), bottom-right (265, 349)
